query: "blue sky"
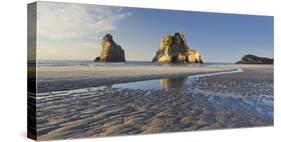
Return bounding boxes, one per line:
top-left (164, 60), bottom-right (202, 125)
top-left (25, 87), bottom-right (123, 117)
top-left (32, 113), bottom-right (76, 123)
top-left (37, 2), bottom-right (273, 62)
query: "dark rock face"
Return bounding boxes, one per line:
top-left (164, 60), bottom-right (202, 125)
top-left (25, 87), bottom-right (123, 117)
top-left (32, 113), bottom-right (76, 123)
top-left (152, 32), bottom-right (203, 63)
top-left (94, 34), bottom-right (125, 62)
top-left (236, 54), bottom-right (273, 64)
top-left (94, 57), bottom-right (101, 62)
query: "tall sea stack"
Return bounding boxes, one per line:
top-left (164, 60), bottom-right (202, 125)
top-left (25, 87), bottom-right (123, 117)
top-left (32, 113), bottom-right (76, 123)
top-left (94, 34), bottom-right (126, 62)
top-left (152, 32), bottom-right (203, 63)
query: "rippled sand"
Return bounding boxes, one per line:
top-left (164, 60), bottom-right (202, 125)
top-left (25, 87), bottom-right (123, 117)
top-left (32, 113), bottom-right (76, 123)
top-left (32, 65), bottom-right (273, 140)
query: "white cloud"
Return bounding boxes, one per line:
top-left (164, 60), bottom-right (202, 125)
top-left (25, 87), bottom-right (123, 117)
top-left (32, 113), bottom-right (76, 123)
top-left (37, 2), bottom-right (130, 40)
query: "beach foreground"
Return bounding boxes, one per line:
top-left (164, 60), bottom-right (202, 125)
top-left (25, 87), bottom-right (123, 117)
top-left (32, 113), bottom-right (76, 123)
top-left (33, 64), bottom-right (273, 140)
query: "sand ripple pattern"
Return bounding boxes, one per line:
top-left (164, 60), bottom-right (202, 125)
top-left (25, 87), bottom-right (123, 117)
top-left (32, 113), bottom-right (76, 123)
top-left (36, 69), bottom-right (273, 140)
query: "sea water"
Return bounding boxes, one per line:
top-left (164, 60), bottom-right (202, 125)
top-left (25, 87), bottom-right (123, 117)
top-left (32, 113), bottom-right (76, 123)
top-left (36, 60), bottom-right (233, 67)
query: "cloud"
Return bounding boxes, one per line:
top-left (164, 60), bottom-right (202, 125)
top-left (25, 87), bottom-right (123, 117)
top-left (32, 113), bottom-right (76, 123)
top-left (37, 2), bottom-right (130, 40)
top-left (37, 40), bottom-right (101, 60)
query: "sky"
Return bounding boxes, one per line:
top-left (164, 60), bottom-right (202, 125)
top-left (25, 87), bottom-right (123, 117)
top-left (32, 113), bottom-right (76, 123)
top-left (36, 1), bottom-right (273, 63)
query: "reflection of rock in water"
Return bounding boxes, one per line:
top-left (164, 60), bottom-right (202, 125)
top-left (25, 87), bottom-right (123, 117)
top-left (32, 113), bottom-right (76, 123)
top-left (160, 78), bottom-right (186, 92)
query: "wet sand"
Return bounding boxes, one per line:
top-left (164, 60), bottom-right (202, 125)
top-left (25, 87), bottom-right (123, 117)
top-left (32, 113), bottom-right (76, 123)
top-left (35, 66), bottom-right (236, 92)
top-left (33, 64), bottom-right (273, 140)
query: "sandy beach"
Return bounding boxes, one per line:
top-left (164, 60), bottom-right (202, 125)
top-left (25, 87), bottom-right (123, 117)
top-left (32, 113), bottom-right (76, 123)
top-left (35, 65), bottom-right (237, 92)
top-left (31, 64), bottom-right (273, 140)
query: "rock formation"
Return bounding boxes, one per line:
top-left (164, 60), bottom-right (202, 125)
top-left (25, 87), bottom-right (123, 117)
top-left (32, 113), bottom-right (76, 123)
top-left (94, 34), bottom-right (125, 62)
top-left (152, 32), bottom-right (203, 63)
top-left (236, 54), bottom-right (273, 64)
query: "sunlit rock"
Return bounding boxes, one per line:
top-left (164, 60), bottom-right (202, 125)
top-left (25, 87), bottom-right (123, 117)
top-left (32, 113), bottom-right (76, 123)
top-left (152, 32), bottom-right (203, 63)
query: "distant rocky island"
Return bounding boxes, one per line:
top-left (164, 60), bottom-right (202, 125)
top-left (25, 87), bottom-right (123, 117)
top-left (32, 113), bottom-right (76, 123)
top-left (94, 33), bottom-right (274, 65)
top-left (94, 34), bottom-right (126, 62)
top-left (236, 54), bottom-right (273, 64)
top-left (152, 32), bottom-right (203, 63)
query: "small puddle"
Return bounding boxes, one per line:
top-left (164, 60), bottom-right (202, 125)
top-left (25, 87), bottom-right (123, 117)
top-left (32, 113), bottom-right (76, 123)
top-left (112, 77), bottom-right (187, 91)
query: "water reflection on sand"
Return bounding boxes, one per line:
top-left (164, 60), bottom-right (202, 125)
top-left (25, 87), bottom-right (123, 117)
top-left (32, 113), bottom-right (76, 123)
top-left (112, 77), bottom-right (187, 92)
top-left (160, 78), bottom-right (186, 93)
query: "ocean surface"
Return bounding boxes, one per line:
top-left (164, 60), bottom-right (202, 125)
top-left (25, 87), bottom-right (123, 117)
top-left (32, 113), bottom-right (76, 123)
top-left (35, 60), bottom-right (233, 67)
